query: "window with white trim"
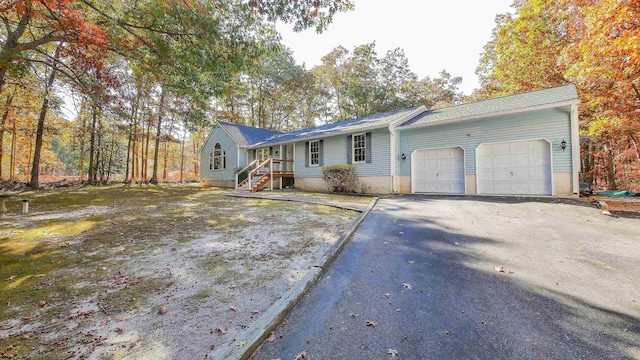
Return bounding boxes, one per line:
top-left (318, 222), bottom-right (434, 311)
top-left (352, 133), bottom-right (366, 163)
top-left (213, 143), bottom-right (225, 170)
top-left (309, 140), bottom-right (319, 166)
top-left (209, 151), bottom-right (214, 170)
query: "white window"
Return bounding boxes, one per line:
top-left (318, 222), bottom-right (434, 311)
top-left (213, 143), bottom-right (225, 170)
top-left (352, 133), bottom-right (366, 163)
top-left (309, 140), bottom-right (319, 166)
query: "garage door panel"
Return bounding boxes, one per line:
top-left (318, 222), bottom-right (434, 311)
top-left (413, 147), bottom-right (465, 194)
top-left (477, 140), bottom-right (551, 196)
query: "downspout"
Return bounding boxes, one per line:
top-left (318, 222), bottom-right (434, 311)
top-left (389, 125), bottom-right (397, 193)
top-left (571, 104), bottom-right (580, 195)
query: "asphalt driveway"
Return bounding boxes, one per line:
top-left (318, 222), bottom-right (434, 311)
top-left (252, 195), bottom-right (640, 359)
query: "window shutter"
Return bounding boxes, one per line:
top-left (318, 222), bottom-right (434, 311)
top-left (365, 132), bottom-right (372, 163)
top-left (346, 136), bottom-right (352, 164)
top-left (319, 140), bottom-right (324, 166)
top-left (223, 152), bottom-right (226, 169)
top-left (269, 147), bottom-right (273, 159)
top-left (305, 142), bottom-right (309, 167)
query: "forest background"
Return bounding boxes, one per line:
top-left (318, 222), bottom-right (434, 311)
top-left (1, 0), bottom-right (638, 190)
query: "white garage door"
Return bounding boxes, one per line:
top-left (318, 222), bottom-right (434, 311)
top-left (412, 147), bottom-right (465, 194)
top-left (477, 139), bottom-right (552, 195)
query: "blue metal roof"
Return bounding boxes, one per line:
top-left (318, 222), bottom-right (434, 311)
top-left (218, 121), bottom-right (282, 147)
top-left (250, 106), bottom-right (425, 148)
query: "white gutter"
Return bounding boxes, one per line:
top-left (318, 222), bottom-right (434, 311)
top-left (398, 100), bottom-right (580, 130)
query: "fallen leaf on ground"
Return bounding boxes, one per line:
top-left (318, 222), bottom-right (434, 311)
top-left (229, 306), bottom-right (237, 312)
top-left (387, 348), bottom-right (399, 357)
top-left (38, 300), bottom-right (48, 308)
top-left (34, 274), bottom-right (45, 278)
top-left (384, 293), bottom-right (390, 298)
top-left (22, 315), bottom-right (32, 323)
top-left (267, 332), bottom-right (276, 342)
top-left (115, 327), bottom-right (124, 333)
top-left (408, 260), bottom-right (415, 264)
top-left (158, 306), bottom-right (167, 314)
top-left (236, 340), bottom-right (247, 347)
top-left (295, 351), bottom-right (306, 360)
top-left (215, 326), bottom-right (227, 335)
top-left (5, 275), bottom-right (16, 281)
top-left (495, 265), bottom-right (513, 274)
top-left (251, 310), bottom-right (260, 315)
top-left (349, 312), bottom-right (358, 318)
top-left (366, 320), bottom-right (377, 328)
top-left (402, 283), bottom-right (412, 289)
top-left (165, 282), bottom-right (174, 288)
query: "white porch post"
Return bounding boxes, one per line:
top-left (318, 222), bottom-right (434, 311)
top-left (248, 172), bottom-right (252, 191)
top-left (269, 158), bottom-right (274, 190)
top-left (235, 173), bottom-right (238, 190)
top-left (279, 144), bottom-right (283, 190)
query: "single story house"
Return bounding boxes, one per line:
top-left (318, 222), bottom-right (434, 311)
top-left (201, 84), bottom-right (580, 197)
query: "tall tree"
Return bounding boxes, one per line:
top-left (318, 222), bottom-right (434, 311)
top-left (475, 0), bottom-right (639, 189)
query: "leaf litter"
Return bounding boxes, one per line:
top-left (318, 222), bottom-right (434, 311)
top-left (0, 185), bottom-right (361, 360)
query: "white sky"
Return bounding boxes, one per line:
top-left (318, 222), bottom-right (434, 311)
top-left (276, 0), bottom-right (514, 95)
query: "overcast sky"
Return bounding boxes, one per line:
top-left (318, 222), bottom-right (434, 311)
top-left (276, 0), bottom-right (514, 95)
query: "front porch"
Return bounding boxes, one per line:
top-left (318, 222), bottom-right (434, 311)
top-left (235, 158), bottom-right (294, 192)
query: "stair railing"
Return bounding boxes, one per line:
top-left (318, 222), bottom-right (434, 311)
top-left (235, 159), bottom-right (258, 189)
top-left (248, 158), bottom-right (272, 191)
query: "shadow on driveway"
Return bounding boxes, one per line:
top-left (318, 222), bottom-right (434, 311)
top-left (253, 196), bottom-right (640, 359)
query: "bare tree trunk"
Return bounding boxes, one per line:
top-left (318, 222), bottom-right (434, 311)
top-left (0, 95), bottom-right (13, 179)
top-left (162, 113), bottom-right (175, 181)
top-left (96, 117), bottom-right (104, 182)
top-left (606, 150), bottom-right (617, 190)
top-left (193, 140), bottom-right (198, 178)
top-left (29, 46), bottom-right (60, 189)
top-left (132, 104), bottom-right (140, 181)
top-left (10, 117), bottom-right (16, 179)
top-left (150, 84), bottom-right (166, 184)
top-left (107, 135), bottom-right (115, 182)
top-left (143, 111), bottom-right (152, 181)
top-left (88, 104), bottom-right (98, 184)
top-left (179, 125), bottom-right (186, 183)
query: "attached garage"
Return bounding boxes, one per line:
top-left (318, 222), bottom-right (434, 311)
top-left (412, 147), bottom-right (465, 194)
top-left (476, 139), bottom-right (552, 195)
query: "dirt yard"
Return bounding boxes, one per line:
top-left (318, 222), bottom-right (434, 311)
top-left (0, 185), bottom-right (364, 359)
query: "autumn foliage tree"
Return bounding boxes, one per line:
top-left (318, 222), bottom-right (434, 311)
top-left (1, 0), bottom-right (355, 187)
top-left (476, 0), bottom-right (639, 190)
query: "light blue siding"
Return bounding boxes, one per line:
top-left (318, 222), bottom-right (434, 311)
top-left (200, 127), bottom-right (239, 181)
top-left (398, 107), bottom-right (572, 176)
top-left (295, 128), bottom-right (391, 178)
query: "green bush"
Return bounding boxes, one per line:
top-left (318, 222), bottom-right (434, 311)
top-left (321, 164), bottom-right (359, 193)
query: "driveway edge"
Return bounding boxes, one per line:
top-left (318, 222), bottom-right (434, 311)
top-left (220, 197), bottom-right (378, 360)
